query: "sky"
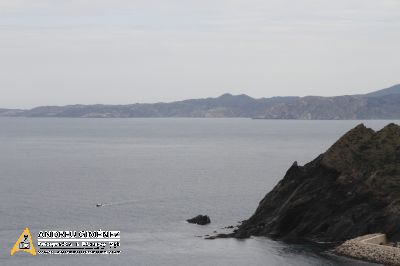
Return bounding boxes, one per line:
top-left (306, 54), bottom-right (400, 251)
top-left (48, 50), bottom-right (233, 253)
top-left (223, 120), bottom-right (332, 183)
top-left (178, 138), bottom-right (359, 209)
top-left (0, 0), bottom-right (400, 108)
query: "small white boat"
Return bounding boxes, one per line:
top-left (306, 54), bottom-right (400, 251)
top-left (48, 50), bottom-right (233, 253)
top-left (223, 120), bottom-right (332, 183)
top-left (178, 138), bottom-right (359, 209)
top-left (96, 203), bottom-right (103, 207)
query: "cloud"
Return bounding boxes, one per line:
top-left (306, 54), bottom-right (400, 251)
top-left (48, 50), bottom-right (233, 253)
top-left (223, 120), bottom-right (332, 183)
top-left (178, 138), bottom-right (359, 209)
top-left (0, 0), bottom-right (400, 108)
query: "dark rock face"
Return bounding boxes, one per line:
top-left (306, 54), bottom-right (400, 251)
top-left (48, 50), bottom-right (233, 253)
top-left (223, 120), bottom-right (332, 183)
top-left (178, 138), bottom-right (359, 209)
top-left (233, 123), bottom-right (400, 242)
top-left (187, 215), bottom-right (211, 225)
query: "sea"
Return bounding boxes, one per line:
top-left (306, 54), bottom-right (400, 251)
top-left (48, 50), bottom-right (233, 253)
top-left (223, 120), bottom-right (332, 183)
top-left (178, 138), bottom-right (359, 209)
top-left (1, 117), bottom-right (394, 266)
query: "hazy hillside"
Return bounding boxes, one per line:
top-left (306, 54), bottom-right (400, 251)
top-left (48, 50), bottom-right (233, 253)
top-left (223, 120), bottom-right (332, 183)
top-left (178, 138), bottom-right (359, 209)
top-left (365, 84), bottom-right (400, 97)
top-left (16, 94), bottom-right (299, 118)
top-left (2, 84), bottom-right (400, 119)
top-left (0, 108), bottom-right (24, 117)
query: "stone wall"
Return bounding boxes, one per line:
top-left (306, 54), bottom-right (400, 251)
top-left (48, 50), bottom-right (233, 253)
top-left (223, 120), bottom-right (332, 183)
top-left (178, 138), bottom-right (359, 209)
top-left (336, 233), bottom-right (400, 265)
top-left (362, 234), bottom-right (387, 245)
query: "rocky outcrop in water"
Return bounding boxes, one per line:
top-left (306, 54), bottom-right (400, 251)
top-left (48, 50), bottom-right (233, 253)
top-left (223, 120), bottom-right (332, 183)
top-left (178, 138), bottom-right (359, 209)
top-left (231, 123), bottom-right (400, 242)
top-left (187, 215), bottom-right (211, 225)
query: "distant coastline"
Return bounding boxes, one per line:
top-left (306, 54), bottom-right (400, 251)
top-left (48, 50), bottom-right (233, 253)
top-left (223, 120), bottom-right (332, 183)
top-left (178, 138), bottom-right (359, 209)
top-left (1, 84), bottom-right (400, 119)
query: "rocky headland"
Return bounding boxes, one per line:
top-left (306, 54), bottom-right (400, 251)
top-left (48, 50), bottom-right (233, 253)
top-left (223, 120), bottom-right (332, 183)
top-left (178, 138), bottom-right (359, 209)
top-left (228, 123), bottom-right (400, 243)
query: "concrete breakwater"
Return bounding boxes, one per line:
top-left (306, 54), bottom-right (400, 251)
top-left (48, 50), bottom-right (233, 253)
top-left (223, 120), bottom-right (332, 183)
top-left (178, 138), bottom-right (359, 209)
top-left (336, 233), bottom-right (400, 265)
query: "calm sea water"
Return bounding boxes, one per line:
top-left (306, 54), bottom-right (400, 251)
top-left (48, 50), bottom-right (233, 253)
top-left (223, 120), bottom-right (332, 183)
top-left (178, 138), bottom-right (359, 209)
top-left (1, 118), bottom-right (394, 266)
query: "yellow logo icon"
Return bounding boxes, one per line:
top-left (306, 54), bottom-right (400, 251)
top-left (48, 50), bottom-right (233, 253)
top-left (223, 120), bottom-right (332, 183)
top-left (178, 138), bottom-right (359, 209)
top-left (10, 227), bottom-right (36, 256)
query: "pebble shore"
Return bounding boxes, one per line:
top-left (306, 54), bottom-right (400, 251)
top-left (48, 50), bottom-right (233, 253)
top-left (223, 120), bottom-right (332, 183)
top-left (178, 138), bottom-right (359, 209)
top-left (336, 234), bottom-right (400, 265)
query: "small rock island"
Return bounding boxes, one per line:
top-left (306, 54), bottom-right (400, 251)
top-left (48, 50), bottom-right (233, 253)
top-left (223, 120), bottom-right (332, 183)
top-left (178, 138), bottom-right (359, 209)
top-left (226, 123), bottom-right (400, 264)
top-left (187, 215), bottom-right (211, 225)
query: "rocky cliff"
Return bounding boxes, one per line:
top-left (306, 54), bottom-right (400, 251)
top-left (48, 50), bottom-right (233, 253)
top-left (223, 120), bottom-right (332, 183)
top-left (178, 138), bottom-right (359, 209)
top-left (232, 123), bottom-right (400, 242)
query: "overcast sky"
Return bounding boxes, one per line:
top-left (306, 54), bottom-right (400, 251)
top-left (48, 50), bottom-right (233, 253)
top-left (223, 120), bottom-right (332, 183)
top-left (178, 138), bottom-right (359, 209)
top-left (0, 0), bottom-right (399, 108)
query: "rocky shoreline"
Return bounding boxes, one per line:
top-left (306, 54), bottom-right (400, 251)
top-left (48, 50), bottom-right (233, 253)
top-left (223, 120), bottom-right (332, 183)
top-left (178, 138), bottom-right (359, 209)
top-left (336, 234), bottom-right (400, 265)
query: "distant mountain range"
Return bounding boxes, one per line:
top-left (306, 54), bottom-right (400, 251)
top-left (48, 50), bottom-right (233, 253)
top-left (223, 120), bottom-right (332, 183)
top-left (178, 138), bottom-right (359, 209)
top-left (2, 84), bottom-right (400, 119)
